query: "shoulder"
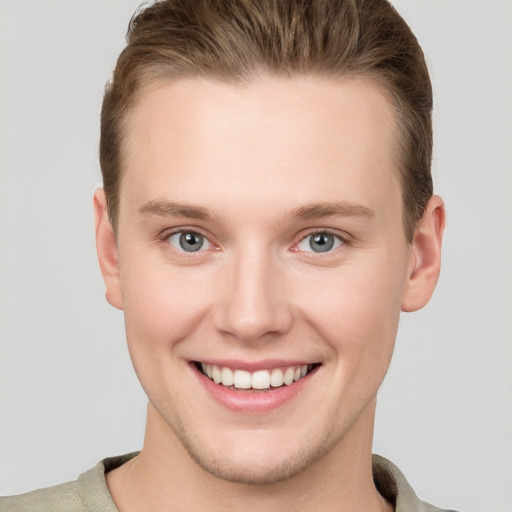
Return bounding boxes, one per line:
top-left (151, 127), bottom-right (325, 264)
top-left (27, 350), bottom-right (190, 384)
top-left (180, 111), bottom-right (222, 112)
top-left (372, 454), bottom-right (460, 512)
top-left (0, 480), bottom-right (87, 512)
top-left (0, 453), bottom-right (138, 512)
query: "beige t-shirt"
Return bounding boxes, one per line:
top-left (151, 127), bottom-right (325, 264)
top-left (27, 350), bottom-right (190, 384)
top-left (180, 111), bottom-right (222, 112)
top-left (0, 453), bottom-right (458, 511)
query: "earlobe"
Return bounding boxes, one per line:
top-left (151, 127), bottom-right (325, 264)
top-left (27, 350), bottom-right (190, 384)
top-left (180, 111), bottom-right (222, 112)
top-left (94, 188), bottom-right (124, 310)
top-left (401, 195), bottom-right (446, 312)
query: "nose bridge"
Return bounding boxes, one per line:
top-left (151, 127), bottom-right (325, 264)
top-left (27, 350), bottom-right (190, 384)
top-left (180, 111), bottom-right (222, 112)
top-left (214, 242), bottom-right (292, 341)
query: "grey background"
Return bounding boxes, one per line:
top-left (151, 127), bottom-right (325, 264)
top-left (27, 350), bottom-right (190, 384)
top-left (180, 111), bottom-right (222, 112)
top-left (1, 1), bottom-right (511, 510)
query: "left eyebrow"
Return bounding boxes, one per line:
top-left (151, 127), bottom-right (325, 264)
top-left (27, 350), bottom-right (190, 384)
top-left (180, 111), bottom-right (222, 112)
top-left (289, 201), bottom-right (375, 220)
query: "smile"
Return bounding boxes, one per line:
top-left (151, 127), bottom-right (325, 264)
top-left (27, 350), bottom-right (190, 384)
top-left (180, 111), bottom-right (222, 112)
top-left (196, 362), bottom-right (317, 391)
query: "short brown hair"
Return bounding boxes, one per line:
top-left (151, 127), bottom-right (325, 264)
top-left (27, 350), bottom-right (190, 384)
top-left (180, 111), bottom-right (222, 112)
top-left (100, 0), bottom-right (433, 242)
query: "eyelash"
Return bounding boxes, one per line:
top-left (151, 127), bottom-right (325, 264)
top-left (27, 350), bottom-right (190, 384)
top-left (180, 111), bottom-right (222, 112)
top-left (159, 228), bottom-right (347, 256)
top-left (293, 229), bottom-right (346, 255)
top-left (160, 228), bottom-right (216, 255)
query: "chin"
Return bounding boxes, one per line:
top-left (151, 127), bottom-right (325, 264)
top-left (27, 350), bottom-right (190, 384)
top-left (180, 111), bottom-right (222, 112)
top-left (171, 416), bottom-right (338, 485)
top-left (187, 444), bottom-right (327, 485)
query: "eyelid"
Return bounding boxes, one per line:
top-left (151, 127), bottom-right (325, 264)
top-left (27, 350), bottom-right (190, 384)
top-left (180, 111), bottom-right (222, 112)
top-left (292, 228), bottom-right (348, 254)
top-left (168, 232), bottom-right (211, 252)
top-left (157, 226), bottom-right (349, 255)
top-left (159, 227), bottom-right (219, 254)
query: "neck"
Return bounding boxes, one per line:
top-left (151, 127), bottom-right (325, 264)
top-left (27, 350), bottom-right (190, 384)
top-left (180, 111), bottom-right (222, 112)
top-left (107, 400), bottom-right (392, 512)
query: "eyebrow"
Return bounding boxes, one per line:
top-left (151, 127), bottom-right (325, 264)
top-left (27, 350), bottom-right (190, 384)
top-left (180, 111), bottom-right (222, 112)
top-left (138, 199), bottom-right (215, 220)
top-left (137, 199), bottom-right (374, 222)
top-left (289, 201), bottom-right (375, 220)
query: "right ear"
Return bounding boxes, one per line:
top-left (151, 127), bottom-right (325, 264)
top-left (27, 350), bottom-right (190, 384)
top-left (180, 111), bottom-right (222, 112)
top-left (94, 188), bottom-right (123, 310)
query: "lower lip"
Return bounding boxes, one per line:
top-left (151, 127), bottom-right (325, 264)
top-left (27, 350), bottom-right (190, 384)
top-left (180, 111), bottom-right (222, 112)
top-left (192, 364), bottom-right (316, 413)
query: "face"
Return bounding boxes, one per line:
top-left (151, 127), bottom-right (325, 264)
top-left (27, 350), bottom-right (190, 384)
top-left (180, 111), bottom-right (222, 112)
top-left (96, 76), bottom-right (436, 484)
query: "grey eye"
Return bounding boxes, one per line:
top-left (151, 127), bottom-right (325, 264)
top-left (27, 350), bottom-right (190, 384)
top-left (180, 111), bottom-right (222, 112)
top-left (167, 231), bottom-right (211, 252)
top-left (297, 232), bottom-right (342, 253)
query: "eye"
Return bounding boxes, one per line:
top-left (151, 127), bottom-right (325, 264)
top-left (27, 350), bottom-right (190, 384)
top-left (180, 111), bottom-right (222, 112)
top-left (296, 232), bottom-right (343, 253)
top-left (167, 231), bottom-right (212, 253)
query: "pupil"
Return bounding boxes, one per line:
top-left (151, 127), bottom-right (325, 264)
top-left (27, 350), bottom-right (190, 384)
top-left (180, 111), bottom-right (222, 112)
top-left (179, 232), bottom-right (203, 252)
top-left (311, 233), bottom-right (334, 253)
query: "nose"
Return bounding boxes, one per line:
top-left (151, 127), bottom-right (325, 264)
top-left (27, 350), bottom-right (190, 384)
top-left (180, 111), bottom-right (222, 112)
top-left (213, 248), bottom-right (294, 342)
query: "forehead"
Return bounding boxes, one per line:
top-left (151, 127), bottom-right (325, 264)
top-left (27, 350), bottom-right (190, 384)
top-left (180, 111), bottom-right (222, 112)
top-left (120, 75), bottom-right (401, 224)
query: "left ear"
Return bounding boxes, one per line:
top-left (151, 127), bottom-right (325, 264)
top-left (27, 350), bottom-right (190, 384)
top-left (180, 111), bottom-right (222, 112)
top-left (401, 195), bottom-right (446, 312)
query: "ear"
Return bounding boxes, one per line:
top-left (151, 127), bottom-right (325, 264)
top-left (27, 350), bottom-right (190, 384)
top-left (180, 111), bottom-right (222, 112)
top-left (94, 188), bottom-right (124, 310)
top-left (401, 195), bottom-right (446, 312)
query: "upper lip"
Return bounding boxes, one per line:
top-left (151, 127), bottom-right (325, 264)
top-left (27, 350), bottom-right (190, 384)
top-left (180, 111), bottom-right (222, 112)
top-left (191, 359), bottom-right (318, 372)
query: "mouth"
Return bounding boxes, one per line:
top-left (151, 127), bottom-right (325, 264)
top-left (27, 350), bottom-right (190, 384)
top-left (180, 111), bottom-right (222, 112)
top-left (193, 361), bottom-right (320, 392)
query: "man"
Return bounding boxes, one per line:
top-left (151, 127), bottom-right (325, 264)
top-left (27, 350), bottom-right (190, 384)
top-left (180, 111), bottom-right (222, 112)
top-left (1, 0), bottom-right (454, 510)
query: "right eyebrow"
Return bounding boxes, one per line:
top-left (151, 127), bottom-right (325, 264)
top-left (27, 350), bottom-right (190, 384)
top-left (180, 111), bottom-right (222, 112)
top-left (137, 199), bottom-right (215, 220)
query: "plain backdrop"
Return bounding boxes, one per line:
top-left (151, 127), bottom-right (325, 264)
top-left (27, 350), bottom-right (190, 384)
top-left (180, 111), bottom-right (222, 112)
top-left (1, 1), bottom-right (511, 510)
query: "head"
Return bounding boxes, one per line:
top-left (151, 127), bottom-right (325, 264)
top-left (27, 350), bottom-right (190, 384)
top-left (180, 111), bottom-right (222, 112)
top-left (95, 0), bottom-right (444, 486)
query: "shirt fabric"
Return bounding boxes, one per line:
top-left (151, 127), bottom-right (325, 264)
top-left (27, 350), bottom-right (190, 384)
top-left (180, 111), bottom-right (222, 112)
top-left (0, 453), bottom-right (458, 511)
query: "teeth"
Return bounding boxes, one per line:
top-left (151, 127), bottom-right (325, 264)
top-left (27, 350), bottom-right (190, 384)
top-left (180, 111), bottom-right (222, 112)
top-left (283, 367), bottom-right (294, 385)
top-left (212, 366), bottom-right (222, 384)
top-left (233, 370), bottom-right (252, 389)
top-left (221, 367), bottom-right (234, 386)
top-left (252, 370), bottom-right (270, 389)
top-left (270, 368), bottom-right (284, 387)
top-left (199, 363), bottom-right (314, 390)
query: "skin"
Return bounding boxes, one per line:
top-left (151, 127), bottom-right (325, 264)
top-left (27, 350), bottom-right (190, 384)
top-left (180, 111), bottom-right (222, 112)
top-left (95, 76), bottom-right (445, 512)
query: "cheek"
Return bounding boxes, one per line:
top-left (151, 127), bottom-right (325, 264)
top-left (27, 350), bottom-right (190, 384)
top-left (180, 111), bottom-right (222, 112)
top-left (293, 258), bottom-right (405, 360)
top-left (119, 258), bottom-right (218, 405)
top-left (120, 255), bottom-right (215, 354)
